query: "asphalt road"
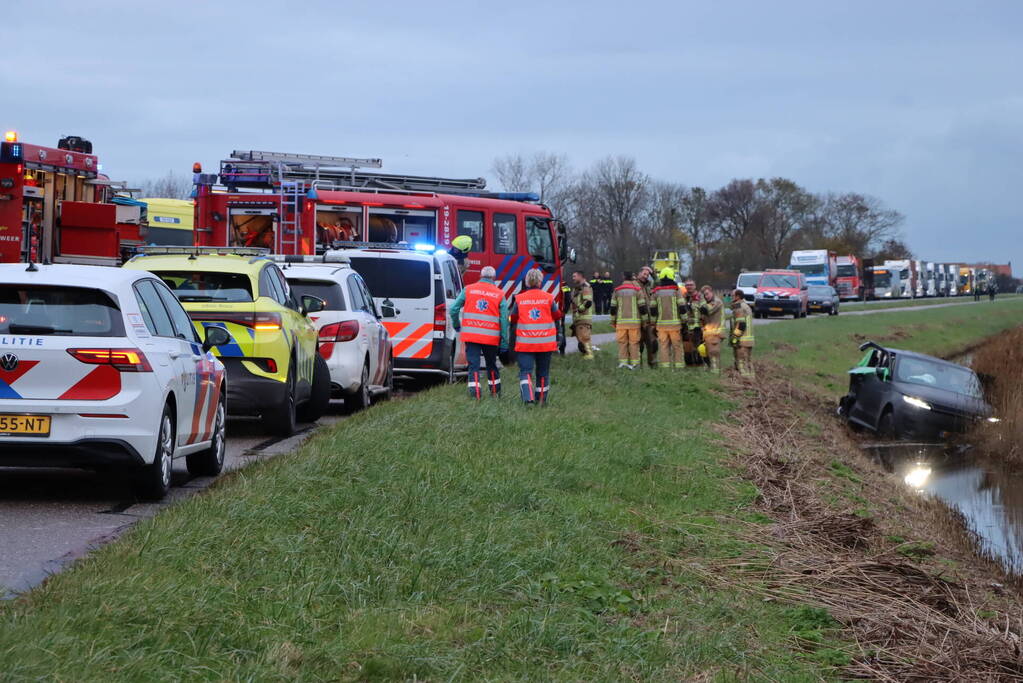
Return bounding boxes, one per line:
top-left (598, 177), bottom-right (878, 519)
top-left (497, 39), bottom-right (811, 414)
top-left (0, 412), bottom-right (345, 596)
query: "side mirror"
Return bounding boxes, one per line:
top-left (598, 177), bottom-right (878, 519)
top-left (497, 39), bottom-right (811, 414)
top-left (301, 295), bottom-right (325, 315)
top-left (202, 326), bottom-right (230, 352)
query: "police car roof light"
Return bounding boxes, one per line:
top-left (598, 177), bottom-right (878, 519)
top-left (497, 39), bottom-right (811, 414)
top-left (412, 242), bottom-right (436, 252)
top-left (131, 246), bottom-right (271, 259)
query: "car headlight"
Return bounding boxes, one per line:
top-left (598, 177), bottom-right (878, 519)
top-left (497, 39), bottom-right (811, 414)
top-left (987, 416), bottom-right (1001, 423)
top-left (902, 395), bottom-right (931, 410)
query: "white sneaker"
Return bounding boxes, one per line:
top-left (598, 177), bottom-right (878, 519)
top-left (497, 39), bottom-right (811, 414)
top-left (617, 362), bottom-right (629, 369)
top-left (591, 346), bottom-right (601, 352)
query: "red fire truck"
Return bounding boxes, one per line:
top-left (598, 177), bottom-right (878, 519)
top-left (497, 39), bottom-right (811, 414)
top-left (0, 131), bottom-right (147, 264)
top-left (192, 150), bottom-right (571, 304)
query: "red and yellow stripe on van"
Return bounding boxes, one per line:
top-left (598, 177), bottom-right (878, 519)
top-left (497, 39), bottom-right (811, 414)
top-left (382, 322), bottom-right (434, 359)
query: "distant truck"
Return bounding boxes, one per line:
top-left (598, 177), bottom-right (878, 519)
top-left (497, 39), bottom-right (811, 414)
top-left (883, 259), bottom-right (916, 298)
top-left (788, 249), bottom-right (838, 287)
top-left (923, 261), bottom-right (938, 297)
top-left (871, 266), bottom-right (901, 299)
top-left (958, 266), bottom-right (974, 296)
top-left (946, 264), bottom-right (960, 296)
top-left (835, 254), bottom-right (864, 300)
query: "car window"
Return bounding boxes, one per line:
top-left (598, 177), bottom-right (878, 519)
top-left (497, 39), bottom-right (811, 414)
top-left (493, 213), bottom-right (517, 255)
top-left (759, 274), bottom-right (798, 288)
top-left (0, 284), bottom-right (125, 337)
top-left (457, 210), bottom-right (484, 251)
top-left (262, 266), bottom-right (286, 306)
top-left (287, 278), bottom-right (346, 311)
top-left (269, 266), bottom-right (300, 310)
top-left (353, 274), bottom-right (378, 316)
top-left (154, 270), bottom-right (253, 303)
top-left (347, 275), bottom-right (368, 312)
top-left (347, 257), bottom-right (431, 299)
top-left (445, 260), bottom-right (462, 295)
top-left (737, 273), bottom-right (760, 287)
top-left (896, 356), bottom-right (982, 398)
top-left (133, 280), bottom-right (176, 338)
top-left (154, 281), bottom-right (200, 342)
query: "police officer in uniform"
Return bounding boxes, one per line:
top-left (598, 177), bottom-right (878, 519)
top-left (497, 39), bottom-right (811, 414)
top-left (569, 270), bottom-right (595, 359)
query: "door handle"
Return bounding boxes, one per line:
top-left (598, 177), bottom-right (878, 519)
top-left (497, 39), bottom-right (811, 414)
top-left (170, 351), bottom-right (187, 360)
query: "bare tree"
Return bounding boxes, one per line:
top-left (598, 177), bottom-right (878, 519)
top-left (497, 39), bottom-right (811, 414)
top-left (753, 178), bottom-right (817, 267)
top-left (818, 192), bottom-right (904, 255)
top-left (571, 156), bottom-right (651, 274)
top-left (679, 187), bottom-right (717, 282)
top-left (137, 171), bottom-right (192, 199)
top-left (491, 154), bottom-right (530, 193)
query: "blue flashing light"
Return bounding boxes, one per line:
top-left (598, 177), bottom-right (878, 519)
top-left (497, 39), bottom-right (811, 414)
top-left (413, 242), bottom-right (436, 252)
top-left (306, 187), bottom-right (319, 200)
top-left (492, 192), bottom-right (540, 202)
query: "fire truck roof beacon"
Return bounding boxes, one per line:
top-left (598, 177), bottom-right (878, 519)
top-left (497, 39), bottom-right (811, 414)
top-left (4, 131), bottom-right (16, 143)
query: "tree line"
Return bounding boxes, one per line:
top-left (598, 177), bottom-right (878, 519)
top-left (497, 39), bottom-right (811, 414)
top-left (492, 153), bottom-right (913, 287)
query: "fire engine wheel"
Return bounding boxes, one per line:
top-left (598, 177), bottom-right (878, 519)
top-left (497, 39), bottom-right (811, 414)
top-left (134, 405), bottom-right (175, 501)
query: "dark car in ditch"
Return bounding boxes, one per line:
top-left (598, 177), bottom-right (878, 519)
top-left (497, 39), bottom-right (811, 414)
top-left (838, 341), bottom-right (995, 439)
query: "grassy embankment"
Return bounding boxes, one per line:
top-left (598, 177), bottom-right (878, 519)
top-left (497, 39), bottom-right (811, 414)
top-left (1, 297), bottom-right (1022, 680)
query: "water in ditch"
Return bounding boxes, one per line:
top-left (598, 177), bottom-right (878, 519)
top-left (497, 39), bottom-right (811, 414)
top-left (865, 442), bottom-right (1023, 575)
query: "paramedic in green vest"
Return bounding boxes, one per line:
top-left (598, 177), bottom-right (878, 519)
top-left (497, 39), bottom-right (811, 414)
top-left (649, 268), bottom-right (685, 369)
top-left (729, 288), bottom-right (755, 378)
top-left (450, 265), bottom-right (510, 399)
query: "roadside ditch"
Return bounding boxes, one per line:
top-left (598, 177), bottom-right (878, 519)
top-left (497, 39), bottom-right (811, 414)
top-left (699, 343), bottom-right (1023, 680)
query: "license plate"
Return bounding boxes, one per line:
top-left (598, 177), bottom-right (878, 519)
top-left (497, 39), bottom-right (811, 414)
top-left (810, 305), bottom-right (821, 309)
top-left (770, 307), bottom-right (783, 312)
top-left (0, 414), bottom-right (51, 437)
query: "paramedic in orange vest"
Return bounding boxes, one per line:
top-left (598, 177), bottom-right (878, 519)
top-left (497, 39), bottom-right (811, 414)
top-left (511, 268), bottom-right (561, 405)
top-left (450, 265), bottom-right (510, 399)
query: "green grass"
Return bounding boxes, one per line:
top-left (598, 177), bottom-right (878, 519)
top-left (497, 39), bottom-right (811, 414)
top-left (0, 355), bottom-right (835, 681)
top-left (3, 298), bottom-right (1019, 680)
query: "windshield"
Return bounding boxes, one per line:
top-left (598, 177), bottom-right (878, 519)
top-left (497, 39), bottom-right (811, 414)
top-left (154, 271), bottom-right (253, 302)
top-left (737, 273), bottom-right (760, 287)
top-left (808, 286), bottom-right (832, 297)
top-left (759, 274), bottom-right (798, 288)
top-left (900, 269), bottom-right (909, 279)
top-left (873, 272), bottom-right (892, 286)
top-left (896, 356), bottom-right (983, 399)
top-left (287, 279), bottom-right (346, 311)
top-left (525, 217), bottom-right (555, 264)
top-left (791, 263), bottom-right (825, 276)
top-left (348, 257), bottom-right (431, 299)
top-left (0, 285), bottom-right (124, 336)
top-left (836, 264), bottom-right (856, 277)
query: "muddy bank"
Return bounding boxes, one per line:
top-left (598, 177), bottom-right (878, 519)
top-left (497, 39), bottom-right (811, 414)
top-left (712, 365), bottom-right (1023, 680)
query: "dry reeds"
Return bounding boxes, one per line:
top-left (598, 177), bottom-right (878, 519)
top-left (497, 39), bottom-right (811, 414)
top-left (712, 370), bottom-right (1023, 681)
top-left (972, 328), bottom-right (1023, 462)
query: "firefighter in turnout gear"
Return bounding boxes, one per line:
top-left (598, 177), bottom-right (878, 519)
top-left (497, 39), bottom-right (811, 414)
top-left (649, 268), bottom-right (685, 368)
top-left (729, 288), bottom-right (755, 378)
top-left (636, 266), bottom-right (658, 368)
top-left (449, 234), bottom-right (473, 275)
top-left (610, 271), bottom-right (643, 369)
top-left (682, 279), bottom-right (702, 366)
top-left (569, 270), bottom-right (595, 359)
top-left (698, 285), bottom-right (724, 374)
top-left (450, 265), bottom-right (509, 399)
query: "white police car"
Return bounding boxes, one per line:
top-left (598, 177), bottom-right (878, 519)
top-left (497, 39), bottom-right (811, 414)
top-left (277, 255), bottom-right (393, 410)
top-left (0, 264), bottom-right (229, 500)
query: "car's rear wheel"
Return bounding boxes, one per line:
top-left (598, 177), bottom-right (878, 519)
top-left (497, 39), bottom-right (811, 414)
top-left (380, 354), bottom-right (394, 401)
top-left (348, 361), bottom-right (372, 412)
top-left (298, 355), bottom-right (330, 423)
top-left (135, 405), bottom-right (174, 500)
top-left (187, 396), bottom-right (226, 477)
top-left (267, 362), bottom-right (297, 436)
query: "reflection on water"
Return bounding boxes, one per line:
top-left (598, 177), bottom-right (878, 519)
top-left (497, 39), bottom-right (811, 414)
top-left (865, 442), bottom-right (1023, 575)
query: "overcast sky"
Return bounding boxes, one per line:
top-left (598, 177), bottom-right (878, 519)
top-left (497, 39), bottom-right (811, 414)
top-left (5, 1), bottom-right (1020, 270)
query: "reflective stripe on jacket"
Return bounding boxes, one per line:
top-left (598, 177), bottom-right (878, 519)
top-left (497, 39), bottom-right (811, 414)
top-left (611, 282), bottom-right (642, 327)
top-left (731, 301), bottom-right (755, 345)
top-left (700, 297), bottom-right (724, 336)
top-left (652, 285), bottom-right (681, 328)
top-left (461, 281), bottom-right (504, 345)
top-left (513, 289), bottom-right (557, 352)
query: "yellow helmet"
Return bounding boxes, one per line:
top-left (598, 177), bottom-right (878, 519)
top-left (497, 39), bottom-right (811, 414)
top-left (451, 235), bottom-right (473, 252)
top-left (697, 343), bottom-right (708, 358)
top-left (658, 267), bottom-right (675, 281)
